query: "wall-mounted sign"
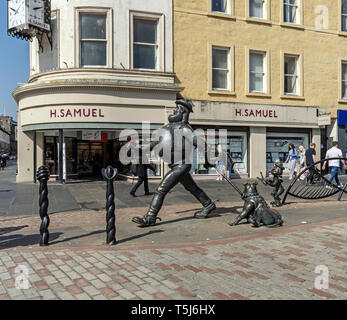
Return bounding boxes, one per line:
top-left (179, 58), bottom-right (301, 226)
top-left (50, 107), bottom-right (105, 118)
top-left (21, 105), bottom-right (164, 127)
top-left (235, 108), bottom-right (278, 119)
top-left (318, 114), bottom-right (331, 126)
top-left (192, 101), bottom-right (319, 127)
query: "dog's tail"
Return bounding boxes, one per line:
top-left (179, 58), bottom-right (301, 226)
top-left (265, 216), bottom-right (283, 228)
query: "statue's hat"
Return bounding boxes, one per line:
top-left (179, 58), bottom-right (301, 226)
top-left (175, 99), bottom-right (194, 113)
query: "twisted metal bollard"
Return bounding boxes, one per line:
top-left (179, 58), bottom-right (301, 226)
top-left (102, 166), bottom-right (118, 245)
top-left (37, 166), bottom-right (50, 246)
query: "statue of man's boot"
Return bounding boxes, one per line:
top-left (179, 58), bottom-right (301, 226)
top-left (194, 201), bottom-right (216, 219)
top-left (132, 193), bottom-right (163, 227)
top-left (132, 212), bottom-right (162, 227)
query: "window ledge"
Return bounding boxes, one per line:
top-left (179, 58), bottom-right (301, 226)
top-left (338, 99), bottom-right (347, 104)
top-left (338, 31), bottom-right (347, 37)
top-left (245, 17), bottom-right (272, 26)
top-left (280, 22), bottom-right (305, 30)
top-left (208, 90), bottom-right (236, 96)
top-left (280, 95), bottom-right (305, 100)
top-left (246, 92), bottom-right (272, 98)
top-left (207, 12), bottom-right (236, 20)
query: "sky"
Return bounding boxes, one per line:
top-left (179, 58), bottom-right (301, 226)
top-left (0, 0), bottom-right (30, 121)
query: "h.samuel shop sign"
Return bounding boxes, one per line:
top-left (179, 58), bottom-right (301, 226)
top-left (190, 101), bottom-right (319, 127)
top-left (50, 107), bottom-right (105, 118)
top-left (20, 105), bottom-right (164, 127)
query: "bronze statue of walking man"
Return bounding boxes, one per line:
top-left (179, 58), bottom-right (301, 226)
top-left (132, 99), bottom-right (216, 227)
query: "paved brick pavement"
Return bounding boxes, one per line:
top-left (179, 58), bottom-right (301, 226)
top-left (1, 161), bottom-right (346, 300)
top-left (0, 218), bottom-right (346, 300)
top-left (2, 160), bottom-right (347, 217)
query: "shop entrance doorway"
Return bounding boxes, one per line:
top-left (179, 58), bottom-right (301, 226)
top-left (76, 141), bottom-right (105, 177)
top-left (43, 130), bottom-right (162, 180)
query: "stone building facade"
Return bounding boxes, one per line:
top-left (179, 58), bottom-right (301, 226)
top-left (173, 0), bottom-right (347, 177)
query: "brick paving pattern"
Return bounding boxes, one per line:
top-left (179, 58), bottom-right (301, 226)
top-left (0, 221), bottom-right (346, 300)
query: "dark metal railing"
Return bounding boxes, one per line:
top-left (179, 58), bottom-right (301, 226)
top-left (282, 157), bottom-right (347, 204)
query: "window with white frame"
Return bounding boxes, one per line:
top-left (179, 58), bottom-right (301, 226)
top-left (212, 47), bottom-right (230, 90)
top-left (249, 51), bottom-right (265, 93)
top-left (342, 0), bottom-right (347, 31)
top-left (283, 0), bottom-right (298, 24)
top-left (212, 0), bottom-right (228, 13)
top-left (284, 55), bottom-right (299, 95)
top-left (133, 18), bottom-right (158, 70)
top-left (250, 0), bottom-right (266, 19)
top-left (342, 62), bottom-right (347, 99)
top-left (80, 13), bottom-right (107, 67)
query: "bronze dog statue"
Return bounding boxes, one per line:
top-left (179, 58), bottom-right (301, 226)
top-left (229, 181), bottom-right (283, 228)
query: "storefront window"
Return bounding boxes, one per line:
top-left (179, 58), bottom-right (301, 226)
top-left (44, 131), bottom-right (163, 179)
top-left (266, 132), bottom-right (309, 173)
top-left (191, 130), bottom-right (248, 175)
top-left (112, 133), bottom-right (162, 177)
top-left (65, 137), bottom-right (77, 174)
top-left (44, 136), bottom-right (58, 175)
top-left (77, 142), bottom-right (104, 177)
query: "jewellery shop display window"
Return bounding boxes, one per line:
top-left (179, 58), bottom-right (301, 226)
top-left (117, 133), bottom-right (162, 177)
top-left (191, 130), bottom-right (248, 175)
top-left (266, 132), bottom-right (309, 173)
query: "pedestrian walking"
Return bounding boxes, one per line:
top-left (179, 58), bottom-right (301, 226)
top-left (216, 144), bottom-right (227, 181)
top-left (130, 164), bottom-right (156, 196)
top-left (296, 145), bottom-right (305, 178)
top-left (226, 152), bottom-right (234, 179)
top-left (215, 159), bottom-right (225, 181)
top-left (285, 144), bottom-right (297, 180)
top-left (304, 142), bottom-right (317, 184)
top-left (322, 141), bottom-right (346, 188)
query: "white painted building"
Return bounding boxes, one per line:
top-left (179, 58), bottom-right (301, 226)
top-left (14, 0), bottom-right (181, 182)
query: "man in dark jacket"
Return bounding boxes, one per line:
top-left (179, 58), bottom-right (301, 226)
top-left (130, 164), bottom-right (156, 196)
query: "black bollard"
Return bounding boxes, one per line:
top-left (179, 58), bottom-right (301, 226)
top-left (37, 166), bottom-right (50, 246)
top-left (102, 166), bottom-right (118, 245)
